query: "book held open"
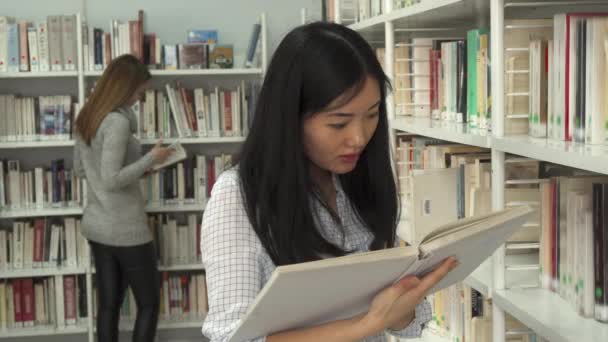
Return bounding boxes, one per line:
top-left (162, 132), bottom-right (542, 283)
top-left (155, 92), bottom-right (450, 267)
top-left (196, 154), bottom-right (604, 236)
top-left (151, 141), bottom-right (187, 171)
top-left (227, 205), bottom-right (534, 342)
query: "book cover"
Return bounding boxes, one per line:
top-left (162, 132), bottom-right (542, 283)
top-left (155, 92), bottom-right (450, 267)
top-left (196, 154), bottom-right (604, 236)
top-left (209, 45), bottom-right (233, 69)
top-left (227, 206), bottom-right (534, 342)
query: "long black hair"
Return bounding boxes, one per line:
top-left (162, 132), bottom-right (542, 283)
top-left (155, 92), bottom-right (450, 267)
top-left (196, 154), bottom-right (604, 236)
top-left (238, 22), bottom-right (398, 266)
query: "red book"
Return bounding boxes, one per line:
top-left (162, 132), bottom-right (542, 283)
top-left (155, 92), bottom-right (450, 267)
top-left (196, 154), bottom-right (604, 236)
top-left (12, 279), bottom-right (23, 326)
top-left (196, 223), bottom-right (201, 259)
top-left (33, 219), bottom-right (45, 266)
top-left (18, 22), bottom-right (29, 71)
top-left (224, 92), bottom-right (232, 133)
top-left (181, 276), bottom-right (189, 313)
top-left (563, 13), bottom-right (608, 141)
top-left (207, 158), bottom-right (215, 197)
top-left (104, 33), bottom-right (112, 67)
top-left (138, 10), bottom-right (144, 62)
top-left (21, 278), bottom-right (35, 326)
top-left (64, 276), bottom-right (76, 324)
top-left (550, 179), bottom-right (557, 292)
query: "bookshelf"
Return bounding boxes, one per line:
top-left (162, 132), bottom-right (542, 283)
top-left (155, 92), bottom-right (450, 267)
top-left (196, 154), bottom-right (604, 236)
top-left (340, 0), bottom-right (608, 341)
top-left (0, 71), bottom-right (78, 79)
top-left (391, 117), bottom-right (491, 148)
top-left (0, 9), bottom-right (268, 341)
top-left (1, 324), bottom-right (88, 338)
top-left (84, 68), bottom-right (263, 77)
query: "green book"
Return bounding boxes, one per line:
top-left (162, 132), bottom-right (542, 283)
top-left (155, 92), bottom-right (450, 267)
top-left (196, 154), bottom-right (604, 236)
top-left (467, 28), bottom-right (489, 128)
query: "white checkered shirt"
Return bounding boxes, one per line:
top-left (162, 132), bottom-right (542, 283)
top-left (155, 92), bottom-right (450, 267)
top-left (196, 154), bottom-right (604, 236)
top-left (201, 169), bottom-right (431, 341)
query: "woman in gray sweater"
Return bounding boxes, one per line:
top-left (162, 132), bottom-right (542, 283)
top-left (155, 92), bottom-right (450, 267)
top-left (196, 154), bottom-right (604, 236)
top-left (73, 55), bottom-right (172, 342)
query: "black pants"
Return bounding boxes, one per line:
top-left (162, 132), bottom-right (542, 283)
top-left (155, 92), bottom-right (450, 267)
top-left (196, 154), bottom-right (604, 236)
top-left (90, 241), bottom-right (160, 342)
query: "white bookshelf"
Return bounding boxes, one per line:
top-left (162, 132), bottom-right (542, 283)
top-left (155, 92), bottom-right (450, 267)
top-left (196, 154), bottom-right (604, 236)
top-left (493, 289), bottom-right (608, 342)
top-left (0, 324), bottom-right (89, 338)
top-left (348, 0), bottom-right (465, 32)
top-left (391, 117), bottom-right (491, 148)
top-left (493, 135), bottom-right (608, 175)
top-left (0, 140), bottom-right (75, 149)
top-left (0, 207), bottom-right (84, 219)
top-left (158, 264), bottom-right (204, 272)
top-left (138, 136), bottom-right (246, 145)
top-left (0, 9), bottom-right (268, 342)
top-left (145, 203), bottom-right (205, 213)
top-left (0, 71), bottom-right (78, 79)
top-left (348, 0), bottom-right (608, 341)
top-left (0, 204), bottom-right (207, 219)
top-left (85, 68), bottom-right (263, 77)
top-left (0, 266), bottom-right (87, 279)
top-left (114, 318), bottom-right (205, 332)
top-left (0, 137), bottom-right (245, 149)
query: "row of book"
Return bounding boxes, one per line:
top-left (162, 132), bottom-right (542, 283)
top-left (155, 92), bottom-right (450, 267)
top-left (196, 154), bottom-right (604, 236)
top-left (376, 28), bottom-right (491, 129)
top-left (139, 154), bottom-right (232, 206)
top-left (427, 283), bottom-right (546, 342)
top-left (0, 217), bottom-right (89, 270)
top-left (0, 159), bottom-right (86, 211)
top-left (0, 275), bottom-right (87, 329)
top-left (133, 82), bottom-right (254, 139)
top-left (0, 80), bottom-right (260, 142)
top-left (83, 10), bottom-right (260, 71)
top-left (0, 95), bottom-right (75, 142)
top-left (148, 214), bottom-right (201, 267)
top-left (323, 0), bottom-right (423, 24)
top-left (538, 177), bottom-right (608, 322)
top-left (396, 133), bottom-right (608, 324)
top-left (377, 15), bottom-right (608, 144)
top-left (0, 15), bottom-right (77, 73)
top-left (91, 272), bottom-right (208, 323)
top-left (0, 272), bottom-right (208, 330)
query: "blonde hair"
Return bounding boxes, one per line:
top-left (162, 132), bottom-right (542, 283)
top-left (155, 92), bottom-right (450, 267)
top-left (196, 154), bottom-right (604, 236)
top-left (75, 54), bottom-right (151, 144)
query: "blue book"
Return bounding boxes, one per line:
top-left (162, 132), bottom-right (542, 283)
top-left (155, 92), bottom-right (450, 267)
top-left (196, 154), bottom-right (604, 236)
top-left (244, 22), bottom-right (261, 68)
top-left (6, 22), bottom-right (19, 72)
top-left (187, 30), bottom-right (218, 45)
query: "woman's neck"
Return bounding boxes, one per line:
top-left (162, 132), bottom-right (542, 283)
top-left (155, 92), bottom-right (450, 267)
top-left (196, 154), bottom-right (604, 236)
top-left (309, 164), bottom-right (338, 215)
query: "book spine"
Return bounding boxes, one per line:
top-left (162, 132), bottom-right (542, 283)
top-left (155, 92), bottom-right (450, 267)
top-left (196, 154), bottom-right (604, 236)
top-left (593, 183), bottom-right (608, 322)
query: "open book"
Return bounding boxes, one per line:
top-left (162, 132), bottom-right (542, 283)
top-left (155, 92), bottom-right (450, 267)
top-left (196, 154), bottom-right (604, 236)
top-left (151, 141), bottom-right (187, 171)
top-left (227, 205), bottom-right (534, 342)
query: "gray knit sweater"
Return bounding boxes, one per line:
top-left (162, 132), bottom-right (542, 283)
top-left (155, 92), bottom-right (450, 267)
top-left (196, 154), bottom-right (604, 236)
top-left (73, 107), bottom-right (156, 246)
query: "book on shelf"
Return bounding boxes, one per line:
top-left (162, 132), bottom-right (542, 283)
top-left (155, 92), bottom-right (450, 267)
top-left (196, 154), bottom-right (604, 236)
top-left (501, 19), bottom-right (554, 136)
top-left (0, 95), bottom-right (76, 142)
top-left (0, 274), bottom-right (87, 329)
top-left (0, 159), bottom-right (86, 211)
top-left (537, 170), bottom-right (608, 323)
top-left (83, 10), bottom-right (254, 71)
top-left (90, 272), bottom-right (208, 323)
top-left (550, 13), bottom-right (608, 144)
top-left (0, 15), bottom-right (77, 73)
top-left (148, 213), bottom-right (200, 267)
top-left (0, 217), bottom-right (89, 270)
top-left (244, 20), bottom-right (261, 68)
top-left (227, 205), bottom-right (534, 342)
top-left (140, 153), bottom-right (232, 207)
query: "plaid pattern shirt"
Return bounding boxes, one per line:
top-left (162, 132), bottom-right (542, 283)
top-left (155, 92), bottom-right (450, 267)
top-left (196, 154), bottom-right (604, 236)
top-left (201, 169), bottom-right (431, 341)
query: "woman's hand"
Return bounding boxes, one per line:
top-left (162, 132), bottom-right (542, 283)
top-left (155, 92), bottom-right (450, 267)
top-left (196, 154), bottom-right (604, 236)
top-left (150, 140), bottom-right (174, 164)
top-left (361, 257), bottom-right (458, 335)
